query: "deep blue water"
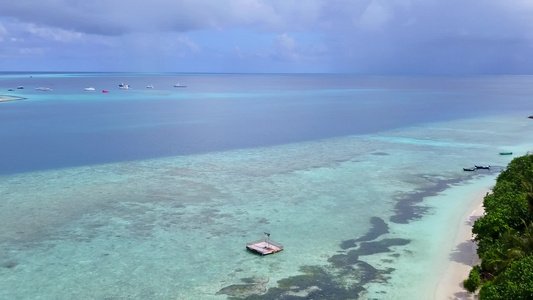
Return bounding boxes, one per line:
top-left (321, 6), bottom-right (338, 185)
top-left (1, 73), bottom-right (533, 175)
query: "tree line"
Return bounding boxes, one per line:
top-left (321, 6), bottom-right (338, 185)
top-left (463, 154), bottom-right (533, 299)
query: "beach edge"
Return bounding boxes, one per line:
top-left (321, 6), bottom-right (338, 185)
top-left (434, 189), bottom-right (488, 300)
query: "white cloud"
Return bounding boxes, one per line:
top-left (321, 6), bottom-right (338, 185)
top-left (0, 22), bottom-right (7, 42)
top-left (234, 46), bottom-right (244, 58)
top-left (358, 0), bottom-right (392, 30)
top-left (0, 1), bottom-right (329, 36)
top-left (2, 1), bottom-right (533, 73)
top-left (25, 23), bottom-right (83, 42)
top-left (274, 33), bottom-right (299, 61)
top-left (275, 33), bottom-right (296, 51)
top-left (176, 35), bottom-right (200, 52)
top-left (19, 47), bottom-right (45, 55)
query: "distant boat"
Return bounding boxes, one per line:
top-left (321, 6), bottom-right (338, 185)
top-left (174, 83), bottom-right (187, 88)
top-left (7, 88), bottom-right (13, 91)
top-left (499, 152), bottom-right (513, 155)
top-left (102, 90), bottom-right (109, 93)
top-left (119, 83), bottom-right (130, 89)
top-left (146, 84), bottom-right (153, 89)
top-left (475, 165), bottom-right (490, 170)
top-left (84, 87), bottom-right (95, 91)
top-left (17, 86), bottom-right (24, 89)
top-left (463, 167), bottom-right (476, 171)
top-left (35, 87), bottom-right (52, 91)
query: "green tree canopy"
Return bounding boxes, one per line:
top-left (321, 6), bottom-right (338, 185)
top-left (467, 154), bottom-right (533, 298)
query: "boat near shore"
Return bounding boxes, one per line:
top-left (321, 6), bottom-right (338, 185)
top-left (475, 165), bottom-right (490, 170)
top-left (174, 83), bottom-right (187, 88)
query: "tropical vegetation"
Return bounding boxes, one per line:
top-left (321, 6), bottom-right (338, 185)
top-left (463, 154), bottom-right (533, 299)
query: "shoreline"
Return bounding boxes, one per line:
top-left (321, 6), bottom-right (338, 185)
top-left (434, 189), bottom-right (488, 300)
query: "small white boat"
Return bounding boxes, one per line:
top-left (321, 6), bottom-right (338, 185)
top-left (119, 82), bottom-right (130, 89)
top-left (174, 83), bottom-right (187, 88)
top-left (146, 84), bottom-right (153, 89)
top-left (84, 87), bottom-right (95, 91)
top-left (17, 86), bottom-right (24, 89)
top-left (36, 87), bottom-right (53, 91)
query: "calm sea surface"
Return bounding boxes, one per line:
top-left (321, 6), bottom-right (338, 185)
top-left (2, 73), bottom-right (532, 175)
top-left (1, 73), bottom-right (533, 299)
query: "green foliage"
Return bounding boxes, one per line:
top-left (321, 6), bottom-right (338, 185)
top-left (474, 155), bottom-right (533, 257)
top-left (463, 265), bottom-right (482, 293)
top-left (473, 211), bottom-right (511, 255)
top-left (496, 154), bottom-right (533, 189)
top-left (479, 245), bottom-right (508, 277)
top-left (479, 256), bottom-right (533, 300)
top-left (466, 154), bottom-right (533, 299)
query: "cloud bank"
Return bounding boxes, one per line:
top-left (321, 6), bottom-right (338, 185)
top-left (1, 0), bottom-right (533, 73)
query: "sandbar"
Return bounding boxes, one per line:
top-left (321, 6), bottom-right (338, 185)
top-left (0, 95), bottom-right (26, 102)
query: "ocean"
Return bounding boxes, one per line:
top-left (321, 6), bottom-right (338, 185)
top-left (1, 73), bottom-right (532, 299)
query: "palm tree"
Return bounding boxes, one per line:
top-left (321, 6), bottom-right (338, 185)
top-left (508, 222), bottom-right (533, 256)
top-left (482, 223), bottom-right (533, 279)
top-left (524, 178), bottom-right (533, 212)
top-left (520, 153), bottom-right (533, 212)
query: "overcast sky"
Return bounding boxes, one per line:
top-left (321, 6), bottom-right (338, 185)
top-left (1, 0), bottom-right (533, 74)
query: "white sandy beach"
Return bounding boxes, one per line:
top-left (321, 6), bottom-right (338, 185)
top-left (435, 189), bottom-right (488, 300)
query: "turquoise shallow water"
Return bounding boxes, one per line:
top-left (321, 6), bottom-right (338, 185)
top-left (1, 74), bottom-right (533, 299)
top-left (1, 115), bottom-right (531, 299)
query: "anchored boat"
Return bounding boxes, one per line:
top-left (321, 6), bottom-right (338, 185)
top-left (475, 165), bottom-right (490, 170)
top-left (119, 83), bottom-right (130, 89)
top-left (35, 87), bottom-right (52, 91)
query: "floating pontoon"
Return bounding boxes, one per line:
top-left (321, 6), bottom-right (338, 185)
top-left (246, 233), bottom-right (283, 255)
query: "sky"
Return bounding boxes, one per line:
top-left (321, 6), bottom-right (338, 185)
top-left (1, 0), bottom-right (533, 74)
